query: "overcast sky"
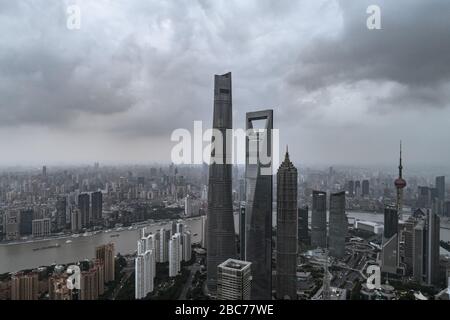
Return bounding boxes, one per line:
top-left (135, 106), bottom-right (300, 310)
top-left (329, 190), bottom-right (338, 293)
top-left (1, 0), bottom-right (450, 167)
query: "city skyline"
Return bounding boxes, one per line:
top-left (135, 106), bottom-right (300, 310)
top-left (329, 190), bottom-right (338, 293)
top-left (1, 0), bottom-right (450, 305)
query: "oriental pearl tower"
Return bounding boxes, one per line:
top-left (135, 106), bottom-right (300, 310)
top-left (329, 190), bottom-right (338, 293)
top-left (394, 141), bottom-right (407, 220)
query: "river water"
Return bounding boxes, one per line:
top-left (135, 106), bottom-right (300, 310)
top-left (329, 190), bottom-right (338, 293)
top-left (1, 212), bottom-right (449, 274)
top-left (0, 217), bottom-right (203, 274)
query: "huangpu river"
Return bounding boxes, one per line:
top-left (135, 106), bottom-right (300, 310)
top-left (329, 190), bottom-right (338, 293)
top-left (1, 212), bottom-right (449, 274)
top-left (0, 217), bottom-right (204, 274)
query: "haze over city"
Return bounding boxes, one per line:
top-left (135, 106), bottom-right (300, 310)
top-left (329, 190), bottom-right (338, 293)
top-left (1, 0), bottom-right (450, 167)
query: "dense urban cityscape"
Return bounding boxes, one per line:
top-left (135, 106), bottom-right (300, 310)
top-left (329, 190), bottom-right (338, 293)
top-left (0, 72), bottom-right (449, 302)
top-left (2, 2), bottom-right (450, 315)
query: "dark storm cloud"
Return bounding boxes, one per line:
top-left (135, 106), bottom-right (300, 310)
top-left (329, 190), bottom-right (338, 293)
top-left (1, 0), bottom-right (450, 166)
top-left (286, 0), bottom-right (450, 112)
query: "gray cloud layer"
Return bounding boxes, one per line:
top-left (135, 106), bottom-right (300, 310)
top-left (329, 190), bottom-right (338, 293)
top-left (0, 0), bottom-right (450, 166)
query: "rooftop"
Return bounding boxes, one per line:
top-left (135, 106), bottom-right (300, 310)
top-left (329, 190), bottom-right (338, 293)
top-left (219, 258), bottom-right (251, 271)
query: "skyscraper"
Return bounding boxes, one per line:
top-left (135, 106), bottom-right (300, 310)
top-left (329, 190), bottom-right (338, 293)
top-left (394, 142), bottom-right (407, 219)
top-left (276, 148), bottom-right (298, 300)
top-left (381, 206), bottom-right (399, 274)
top-left (56, 196), bottom-right (67, 231)
top-left (403, 216), bottom-right (417, 274)
top-left (435, 176), bottom-right (445, 216)
top-left (412, 210), bottom-right (441, 286)
top-left (436, 176), bottom-right (445, 202)
top-left (311, 191), bottom-right (327, 249)
top-left (217, 259), bottom-right (252, 300)
top-left (329, 191), bottom-right (347, 259)
top-left (362, 180), bottom-right (370, 197)
top-left (298, 206), bottom-right (309, 244)
top-left (91, 191), bottom-right (102, 222)
top-left (207, 72), bottom-right (236, 293)
top-left (427, 209), bottom-right (440, 286)
top-left (245, 109), bottom-right (273, 300)
top-left (78, 193), bottom-right (90, 228)
top-left (413, 219), bottom-right (425, 283)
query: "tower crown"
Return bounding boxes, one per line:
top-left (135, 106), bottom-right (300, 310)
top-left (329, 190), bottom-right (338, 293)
top-left (395, 141), bottom-right (406, 189)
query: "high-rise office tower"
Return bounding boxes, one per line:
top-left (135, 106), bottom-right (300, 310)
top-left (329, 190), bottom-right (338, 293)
top-left (245, 109), bottom-right (273, 300)
top-left (413, 219), bottom-right (425, 283)
top-left (217, 259), bottom-right (252, 300)
top-left (91, 191), bottom-right (102, 222)
top-left (403, 216), bottom-right (417, 274)
top-left (436, 176), bottom-right (445, 202)
top-left (135, 250), bottom-right (154, 300)
top-left (394, 142), bottom-right (407, 220)
top-left (276, 148), bottom-right (298, 300)
top-left (298, 206), bottom-right (309, 244)
top-left (412, 210), bottom-right (440, 286)
top-left (362, 180), bottom-right (370, 197)
top-left (96, 243), bottom-right (115, 283)
top-left (78, 193), bottom-right (90, 228)
top-left (169, 233), bottom-right (181, 277)
top-left (207, 72), bottom-right (236, 293)
top-left (381, 206), bottom-right (399, 274)
top-left (427, 209), bottom-right (440, 286)
top-left (435, 176), bottom-right (446, 216)
top-left (311, 191), bottom-right (327, 249)
top-left (329, 191), bottom-right (347, 259)
top-left (11, 272), bottom-right (39, 300)
top-left (42, 165), bottom-right (47, 178)
top-left (56, 196), bottom-right (67, 231)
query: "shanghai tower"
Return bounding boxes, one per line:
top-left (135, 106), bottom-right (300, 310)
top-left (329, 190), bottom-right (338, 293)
top-left (206, 72), bottom-right (236, 293)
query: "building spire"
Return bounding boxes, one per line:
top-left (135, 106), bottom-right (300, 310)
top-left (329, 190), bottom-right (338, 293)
top-left (398, 140), bottom-right (403, 179)
top-left (285, 145), bottom-right (289, 161)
